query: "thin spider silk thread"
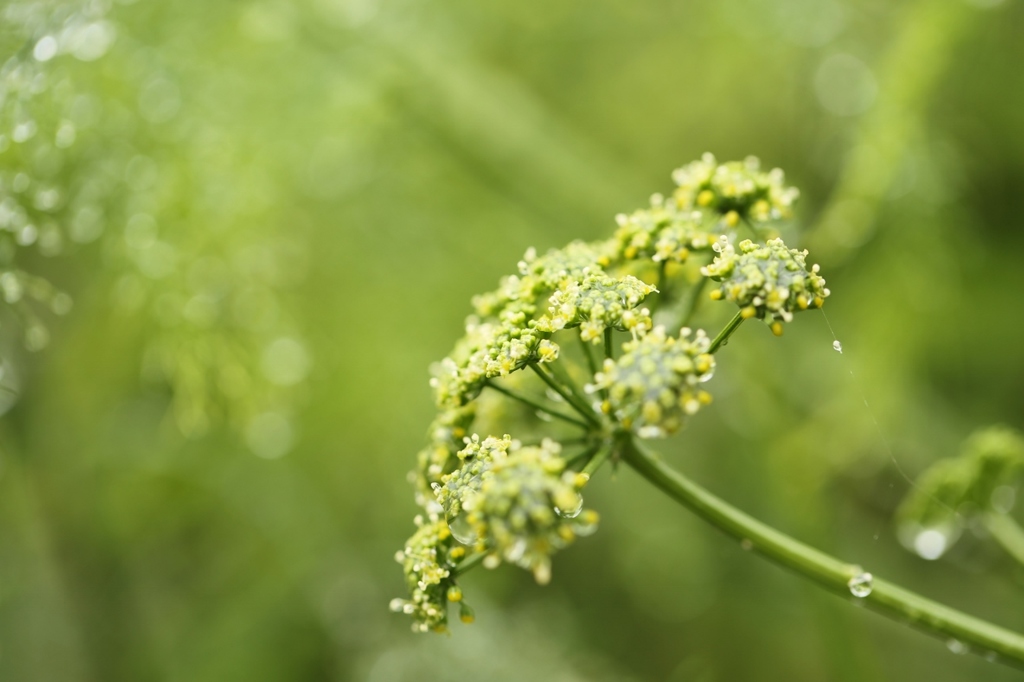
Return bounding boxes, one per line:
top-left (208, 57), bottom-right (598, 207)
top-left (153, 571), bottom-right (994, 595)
top-left (819, 308), bottom-right (963, 525)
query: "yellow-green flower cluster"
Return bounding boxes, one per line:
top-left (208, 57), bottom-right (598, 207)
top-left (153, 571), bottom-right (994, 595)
top-left (593, 326), bottom-right (715, 438)
top-left (432, 238), bottom-right (655, 408)
top-left (517, 240), bottom-right (619, 293)
top-left (535, 273), bottom-right (656, 342)
top-left (672, 153), bottom-right (799, 224)
top-left (611, 197), bottom-right (715, 264)
top-left (413, 404), bottom-right (477, 506)
top-left (400, 156), bottom-right (823, 633)
top-left (472, 240), bottom-right (614, 317)
top-left (390, 516), bottom-right (472, 633)
top-left (430, 300), bottom-right (559, 408)
top-left (436, 434), bottom-right (598, 585)
top-left (702, 238), bottom-right (829, 333)
top-left (898, 427), bottom-right (1024, 531)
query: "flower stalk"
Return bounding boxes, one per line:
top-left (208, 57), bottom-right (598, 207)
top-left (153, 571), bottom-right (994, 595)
top-left (983, 513), bottom-right (1024, 568)
top-left (708, 310), bottom-right (745, 354)
top-left (623, 438), bottom-right (1024, 667)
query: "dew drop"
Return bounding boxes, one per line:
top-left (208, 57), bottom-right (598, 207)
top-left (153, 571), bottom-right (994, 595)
top-left (446, 513), bottom-right (478, 545)
top-left (913, 529), bottom-right (947, 561)
top-left (947, 638), bottom-right (967, 655)
top-left (847, 570), bottom-right (873, 598)
top-left (555, 495), bottom-right (583, 519)
top-left (832, 339), bottom-right (843, 353)
top-left (740, 538), bottom-right (753, 551)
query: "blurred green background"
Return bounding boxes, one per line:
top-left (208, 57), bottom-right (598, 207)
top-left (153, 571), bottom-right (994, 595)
top-left (2, 0), bottom-right (1024, 680)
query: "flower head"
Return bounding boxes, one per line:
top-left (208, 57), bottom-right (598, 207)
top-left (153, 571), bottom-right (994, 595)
top-left (594, 326), bottom-right (715, 438)
top-left (390, 516), bottom-right (466, 633)
top-left (702, 238), bottom-right (829, 332)
top-left (430, 300), bottom-right (558, 408)
top-left (436, 435), bottom-right (598, 584)
top-left (611, 196), bottom-right (715, 264)
top-left (672, 153), bottom-right (798, 225)
top-left (536, 273), bottom-right (656, 342)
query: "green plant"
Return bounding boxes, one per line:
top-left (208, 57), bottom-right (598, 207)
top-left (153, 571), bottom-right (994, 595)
top-left (391, 154), bottom-right (1024, 668)
top-left (898, 426), bottom-right (1024, 567)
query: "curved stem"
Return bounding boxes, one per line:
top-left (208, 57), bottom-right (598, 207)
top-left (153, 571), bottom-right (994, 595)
top-left (484, 381), bottom-right (589, 429)
top-left (580, 442), bottom-right (613, 478)
top-left (708, 310), bottom-right (745, 354)
top-left (679, 275), bottom-right (710, 328)
top-left (453, 551), bottom-right (487, 577)
top-left (622, 438), bottom-right (1024, 668)
top-left (528, 363), bottom-right (600, 426)
top-left (983, 513), bottom-right (1024, 568)
top-left (579, 333), bottom-right (607, 402)
top-left (564, 442), bottom-right (603, 471)
top-left (547, 358), bottom-right (599, 419)
top-left (578, 333), bottom-right (600, 379)
top-left (656, 260), bottom-right (668, 299)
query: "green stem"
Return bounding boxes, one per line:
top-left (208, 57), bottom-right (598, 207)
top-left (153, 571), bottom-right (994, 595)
top-left (679, 275), bottom-right (710, 328)
top-left (547, 359), bottom-right (600, 421)
top-left (485, 381), bottom-right (590, 429)
top-left (528, 363), bottom-right (600, 426)
top-left (454, 551), bottom-right (487, 577)
top-left (578, 332), bottom-right (610, 405)
top-left (579, 333), bottom-right (600, 379)
top-left (983, 513), bottom-right (1024, 567)
top-left (622, 438), bottom-right (1024, 668)
top-left (564, 442), bottom-right (603, 471)
top-left (580, 442), bottom-right (613, 478)
top-left (654, 256), bottom-right (714, 331)
top-left (708, 310), bottom-right (745, 354)
top-left (740, 215), bottom-right (763, 240)
top-left (604, 328), bottom-right (614, 362)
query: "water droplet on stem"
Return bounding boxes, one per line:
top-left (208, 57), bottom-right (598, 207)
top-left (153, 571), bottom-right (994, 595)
top-left (847, 569), bottom-right (873, 598)
top-left (947, 639), bottom-right (967, 655)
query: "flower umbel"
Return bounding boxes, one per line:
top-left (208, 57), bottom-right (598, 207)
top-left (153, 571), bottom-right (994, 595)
top-left (594, 326), bottom-right (715, 438)
top-left (672, 153), bottom-right (798, 225)
top-left (703, 238), bottom-right (830, 334)
top-left (536, 273), bottom-right (656, 341)
top-left (437, 435), bottom-right (598, 585)
top-left (394, 155), bottom-right (827, 634)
